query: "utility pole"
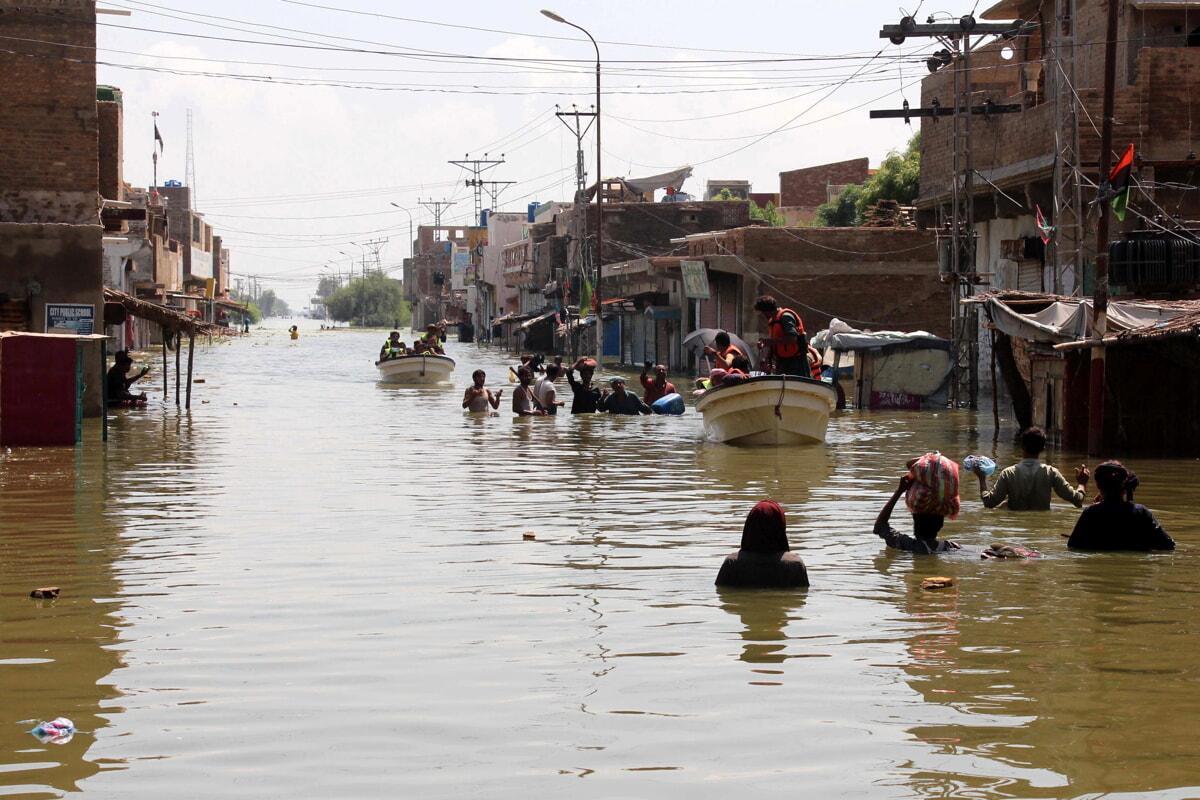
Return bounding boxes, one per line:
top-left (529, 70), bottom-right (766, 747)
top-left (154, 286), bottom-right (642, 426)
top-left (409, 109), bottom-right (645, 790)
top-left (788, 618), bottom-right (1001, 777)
top-left (481, 180), bottom-right (517, 213)
top-left (419, 198), bottom-right (455, 240)
top-left (1049, 0), bottom-right (1085, 295)
top-left (1087, 0), bottom-right (1122, 455)
top-left (874, 13), bottom-right (1027, 409)
top-left (448, 154), bottom-right (505, 224)
top-left (556, 104), bottom-right (597, 198)
top-left (185, 108), bottom-right (197, 202)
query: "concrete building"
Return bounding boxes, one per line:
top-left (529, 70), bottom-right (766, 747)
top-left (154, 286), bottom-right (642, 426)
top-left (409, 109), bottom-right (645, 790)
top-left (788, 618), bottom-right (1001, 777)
top-left (704, 179), bottom-right (752, 200)
top-left (0, 0), bottom-right (105, 414)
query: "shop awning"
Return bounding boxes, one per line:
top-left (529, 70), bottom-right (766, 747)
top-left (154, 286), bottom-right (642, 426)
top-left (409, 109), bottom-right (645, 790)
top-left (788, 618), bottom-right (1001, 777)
top-left (103, 288), bottom-right (217, 335)
top-left (520, 309), bottom-right (557, 330)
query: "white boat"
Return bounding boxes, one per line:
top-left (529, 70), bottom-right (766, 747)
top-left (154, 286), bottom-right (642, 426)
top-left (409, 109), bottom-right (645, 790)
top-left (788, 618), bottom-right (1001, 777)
top-left (695, 375), bottom-right (836, 445)
top-left (375, 354), bottom-right (455, 384)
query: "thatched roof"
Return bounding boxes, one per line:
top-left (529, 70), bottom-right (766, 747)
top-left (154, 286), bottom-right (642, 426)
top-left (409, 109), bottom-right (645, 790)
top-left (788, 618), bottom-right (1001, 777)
top-left (104, 288), bottom-right (221, 335)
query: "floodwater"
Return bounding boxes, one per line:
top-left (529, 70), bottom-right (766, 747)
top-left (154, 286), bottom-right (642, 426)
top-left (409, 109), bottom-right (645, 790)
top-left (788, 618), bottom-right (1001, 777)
top-left (2, 320), bottom-right (1198, 800)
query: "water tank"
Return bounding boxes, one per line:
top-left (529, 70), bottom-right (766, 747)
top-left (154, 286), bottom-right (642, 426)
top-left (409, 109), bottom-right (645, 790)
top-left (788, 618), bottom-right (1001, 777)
top-left (480, 209), bottom-right (490, 227)
top-left (527, 202), bottom-right (538, 222)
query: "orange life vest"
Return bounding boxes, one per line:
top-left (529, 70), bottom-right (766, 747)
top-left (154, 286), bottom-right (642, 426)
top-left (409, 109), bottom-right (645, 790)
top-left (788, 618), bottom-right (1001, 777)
top-left (767, 308), bottom-right (804, 359)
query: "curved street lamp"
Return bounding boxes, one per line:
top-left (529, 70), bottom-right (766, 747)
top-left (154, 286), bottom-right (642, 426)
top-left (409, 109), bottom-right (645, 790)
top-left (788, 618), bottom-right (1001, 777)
top-left (541, 9), bottom-right (603, 360)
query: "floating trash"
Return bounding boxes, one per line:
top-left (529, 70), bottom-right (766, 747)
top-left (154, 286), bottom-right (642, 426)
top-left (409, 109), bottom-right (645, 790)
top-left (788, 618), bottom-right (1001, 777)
top-left (30, 717), bottom-right (75, 744)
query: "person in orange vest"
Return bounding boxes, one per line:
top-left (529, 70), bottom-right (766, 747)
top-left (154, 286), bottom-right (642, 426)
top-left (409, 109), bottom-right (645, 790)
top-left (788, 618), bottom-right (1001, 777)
top-left (753, 295), bottom-right (808, 376)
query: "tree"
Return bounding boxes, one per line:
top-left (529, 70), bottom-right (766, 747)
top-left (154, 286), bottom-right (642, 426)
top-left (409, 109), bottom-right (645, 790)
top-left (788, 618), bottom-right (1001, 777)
top-left (325, 272), bottom-right (410, 328)
top-left (813, 132), bottom-right (921, 226)
top-left (714, 188), bottom-right (785, 227)
top-left (258, 289), bottom-right (290, 317)
top-left (315, 275), bottom-right (340, 299)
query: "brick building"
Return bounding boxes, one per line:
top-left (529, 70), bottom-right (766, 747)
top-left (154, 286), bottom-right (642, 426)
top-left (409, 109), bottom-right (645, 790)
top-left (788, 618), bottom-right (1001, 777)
top-left (918, 0), bottom-right (1200, 293)
top-left (0, 0), bottom-right (105, 413)
top-left (915, 0), bottom-right (1200, 429)
top-left (404, 224), bottom-right (485, 330)
top-left (778, 157), bottom-right (871, 225)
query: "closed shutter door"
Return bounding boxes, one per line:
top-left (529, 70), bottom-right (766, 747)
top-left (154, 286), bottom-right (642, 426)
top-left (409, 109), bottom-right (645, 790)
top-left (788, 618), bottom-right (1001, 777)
top-left (1017, 260), bottom-right (1045, 292)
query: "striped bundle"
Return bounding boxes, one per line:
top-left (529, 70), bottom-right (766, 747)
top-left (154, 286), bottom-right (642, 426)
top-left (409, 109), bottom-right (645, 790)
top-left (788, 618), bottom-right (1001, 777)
top-left (905, 452), bottom-right (961, 520)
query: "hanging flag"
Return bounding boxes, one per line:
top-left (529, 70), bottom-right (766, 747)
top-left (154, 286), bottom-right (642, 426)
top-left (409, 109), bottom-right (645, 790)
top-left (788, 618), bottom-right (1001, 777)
top-left (579, 277), bottom-right (593, 317)
top-left (1109, 143), bottom-right (1134, 222)
top-left (1035, 204), bottom-right (1054, 245)
top-left (154, 121), bottom-right (164, 153)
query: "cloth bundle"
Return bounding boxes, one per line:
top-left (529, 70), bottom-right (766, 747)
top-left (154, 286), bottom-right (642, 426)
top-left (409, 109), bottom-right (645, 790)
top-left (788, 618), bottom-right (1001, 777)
top-left (905, 452), bottom-right (960, 519)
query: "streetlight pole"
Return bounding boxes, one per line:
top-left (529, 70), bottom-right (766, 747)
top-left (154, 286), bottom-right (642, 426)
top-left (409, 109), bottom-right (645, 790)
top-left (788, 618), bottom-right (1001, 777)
top-left (542, 9), bottom-right (602, 360)
top-left (389, 202), bottom-right (415, 261)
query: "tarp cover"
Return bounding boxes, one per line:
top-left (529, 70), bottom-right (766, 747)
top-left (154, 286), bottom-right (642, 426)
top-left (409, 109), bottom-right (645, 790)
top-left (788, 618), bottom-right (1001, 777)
top-left (811, 318), bottom-right (949, 352)
top-left (622, 166), bottom-right (694, 197)
top-left (984, 297), bottom-right (1183, 343)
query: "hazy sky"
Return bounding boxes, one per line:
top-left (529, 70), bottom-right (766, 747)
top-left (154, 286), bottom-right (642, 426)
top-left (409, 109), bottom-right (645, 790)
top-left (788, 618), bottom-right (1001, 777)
top-left (97, 0), bottom-right (939, 306)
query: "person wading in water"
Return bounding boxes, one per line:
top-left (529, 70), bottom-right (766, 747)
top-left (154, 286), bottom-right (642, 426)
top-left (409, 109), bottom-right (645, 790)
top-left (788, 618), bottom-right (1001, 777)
top-left (716, 500), bottom-right (809, 588)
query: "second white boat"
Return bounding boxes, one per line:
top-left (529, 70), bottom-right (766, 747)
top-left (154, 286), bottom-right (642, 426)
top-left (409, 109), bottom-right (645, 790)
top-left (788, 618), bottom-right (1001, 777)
top-left (376, 354), bottom-right (456, 384)
top-left (695, 375), bottom-right (836, 445)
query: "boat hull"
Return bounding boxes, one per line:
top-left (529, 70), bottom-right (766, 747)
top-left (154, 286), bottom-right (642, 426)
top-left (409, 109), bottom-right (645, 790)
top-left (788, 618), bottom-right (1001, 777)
top-left (376, 355), bottom-right (455, 384)
top-left (695, 376), bottom-right (836, 445)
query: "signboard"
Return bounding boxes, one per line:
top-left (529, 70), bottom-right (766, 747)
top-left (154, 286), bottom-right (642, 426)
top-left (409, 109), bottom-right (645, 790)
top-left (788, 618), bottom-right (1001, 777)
top-left (45, 303), bottom-right (95, 335)
top-left (679, 260), bottom-right (710, 300)
top-left (463, 265), bottom-right (476, 286)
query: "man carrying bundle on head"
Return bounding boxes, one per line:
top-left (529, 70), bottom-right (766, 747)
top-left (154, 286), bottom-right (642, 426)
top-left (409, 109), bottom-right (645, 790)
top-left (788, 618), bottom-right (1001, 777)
top-left (753, 295), bottom-right (808, 377)
top-left (873, 452), bottom-right (963, 554)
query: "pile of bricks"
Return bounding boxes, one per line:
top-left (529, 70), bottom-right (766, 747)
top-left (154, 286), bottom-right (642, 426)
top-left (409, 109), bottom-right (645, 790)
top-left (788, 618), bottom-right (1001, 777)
top-left (861, 200), bottom-right (916, 228)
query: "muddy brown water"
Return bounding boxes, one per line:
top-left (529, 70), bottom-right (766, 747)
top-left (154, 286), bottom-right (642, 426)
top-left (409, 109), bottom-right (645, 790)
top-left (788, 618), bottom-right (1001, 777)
top-left (2, 320), bottom-right (1198, 799)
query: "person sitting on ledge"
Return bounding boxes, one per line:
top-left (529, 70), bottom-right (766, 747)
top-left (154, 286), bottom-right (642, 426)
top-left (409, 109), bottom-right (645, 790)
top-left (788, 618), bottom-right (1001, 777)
top-left (1067, 460), bottom-right (1175, 551)
top-left (107, 350), bottom-right (148, 406)
top-left (716, 500), bottom-right (809, 588)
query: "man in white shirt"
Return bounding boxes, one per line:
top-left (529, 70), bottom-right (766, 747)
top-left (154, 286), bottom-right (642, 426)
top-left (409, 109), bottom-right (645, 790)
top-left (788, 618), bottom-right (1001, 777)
top-left (533, 361), bottom-right (564, 416)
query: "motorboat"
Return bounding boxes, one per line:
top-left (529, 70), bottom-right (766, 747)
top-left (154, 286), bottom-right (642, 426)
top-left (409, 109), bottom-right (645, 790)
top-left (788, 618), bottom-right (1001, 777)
top-left (375, 353), bottom-right (455, 384)
top-left (695, 375), bottom-right (836, 445)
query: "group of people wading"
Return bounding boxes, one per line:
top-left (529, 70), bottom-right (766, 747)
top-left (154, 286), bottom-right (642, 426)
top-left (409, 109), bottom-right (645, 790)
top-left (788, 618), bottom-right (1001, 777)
top-left (467, 355), bottom-right (679, 417)
top-left (718, 426), bottom-right (1174, 589)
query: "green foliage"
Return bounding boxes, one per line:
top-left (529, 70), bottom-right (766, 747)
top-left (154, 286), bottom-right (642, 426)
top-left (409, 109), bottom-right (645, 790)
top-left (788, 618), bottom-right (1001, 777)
top-left (244, 302), bottom-right (263, 324)
top-left (315, 275), bottom-right (340, 299)
top-left (326, 272), bottom-right (411, 328)
top-left (813, 132), bottom-right (921, 227)
top-left (750, 200), bottom-right (786, 227)
top-left (814, 184), bottom-right (865, 227)
top-left (258, 289), bottom-right (290, 318)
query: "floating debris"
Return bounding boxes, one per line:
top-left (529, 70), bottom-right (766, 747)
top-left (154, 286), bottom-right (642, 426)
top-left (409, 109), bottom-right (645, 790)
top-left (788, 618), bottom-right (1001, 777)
top-left (921, 576), bottom-right (955, 591)
top-left (30, 587), bottom-right (60, 600)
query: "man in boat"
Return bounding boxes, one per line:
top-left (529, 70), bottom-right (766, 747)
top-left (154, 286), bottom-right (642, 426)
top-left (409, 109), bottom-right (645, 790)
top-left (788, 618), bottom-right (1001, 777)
top-left (639, 361), bottom-right (677, 405)
top-left (703, 330), bottom-right (744, 371)
top-left (379, 331), bottom-right (407, 361)
top-left (419, 324), bottom-right (445, 355)
top-left (753, 295), bottom-right (808, 377)
top-left (463, 369), bottom-right (502, 412)
top-left (599, 376), bottom-right (652, 415)
top-left (973, 426), bottom-right (1089, 511)
top-left (106, 350), bottom-right (149, 406)
top-left (512, 366), bottom-right (547, 416)
top-left (565, 357), bottom-right (601, 414)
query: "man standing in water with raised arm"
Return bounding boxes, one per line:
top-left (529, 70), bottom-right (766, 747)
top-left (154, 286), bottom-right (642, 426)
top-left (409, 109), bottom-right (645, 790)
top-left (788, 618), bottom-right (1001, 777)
top-left (973, 427), bottom-right (1089, 511)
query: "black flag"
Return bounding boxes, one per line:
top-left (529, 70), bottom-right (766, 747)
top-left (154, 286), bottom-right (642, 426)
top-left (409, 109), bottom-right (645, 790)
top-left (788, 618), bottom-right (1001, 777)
top-left (154, 121), bottom-right (164, 153)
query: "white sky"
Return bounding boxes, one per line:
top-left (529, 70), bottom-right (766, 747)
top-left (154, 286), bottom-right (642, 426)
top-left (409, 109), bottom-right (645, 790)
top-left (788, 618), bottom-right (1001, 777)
top-left (97, 0), bottom-right (938, 307)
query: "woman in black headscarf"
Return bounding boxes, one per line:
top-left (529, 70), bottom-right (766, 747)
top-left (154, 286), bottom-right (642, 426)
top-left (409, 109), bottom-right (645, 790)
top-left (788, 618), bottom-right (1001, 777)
top-left (1067, 461), bottom-right (1175, 551)
top-left (716, 500), bottom-right (809, 587)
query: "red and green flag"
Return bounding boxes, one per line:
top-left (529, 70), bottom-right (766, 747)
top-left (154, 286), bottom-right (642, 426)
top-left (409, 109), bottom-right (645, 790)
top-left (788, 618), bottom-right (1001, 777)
top-left (1109, 144), bottom-right (1134, 222)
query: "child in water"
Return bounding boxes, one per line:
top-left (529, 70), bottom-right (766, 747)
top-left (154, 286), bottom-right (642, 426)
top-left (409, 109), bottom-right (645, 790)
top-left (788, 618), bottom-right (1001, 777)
top-left (873, 453), bottom-right (962, 554)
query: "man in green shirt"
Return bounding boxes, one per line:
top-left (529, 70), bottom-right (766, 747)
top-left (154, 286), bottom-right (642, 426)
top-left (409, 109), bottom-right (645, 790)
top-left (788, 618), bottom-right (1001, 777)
top-left (973, 427), bottom-right (1090, 511)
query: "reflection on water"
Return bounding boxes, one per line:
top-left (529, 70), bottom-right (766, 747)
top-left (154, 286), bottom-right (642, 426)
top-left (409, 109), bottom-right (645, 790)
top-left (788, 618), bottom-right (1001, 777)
top-left (1, 319), bottom-right (1198, 798)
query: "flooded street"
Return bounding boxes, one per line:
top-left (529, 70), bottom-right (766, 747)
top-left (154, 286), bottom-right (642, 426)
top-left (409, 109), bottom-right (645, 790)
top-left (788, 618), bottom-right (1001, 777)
top-left (3, 321), bottom-right (1199, 799)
